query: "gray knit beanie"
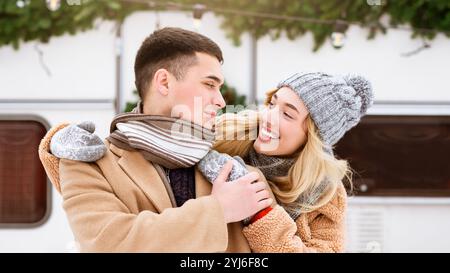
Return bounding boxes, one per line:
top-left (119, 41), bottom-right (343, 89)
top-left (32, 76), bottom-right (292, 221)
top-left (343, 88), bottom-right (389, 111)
top-left (277, 72), bottom-right (374, 146)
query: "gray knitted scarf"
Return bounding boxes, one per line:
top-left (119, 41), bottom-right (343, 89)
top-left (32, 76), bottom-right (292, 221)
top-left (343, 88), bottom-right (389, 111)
top-left (247, 146), bottom-right (329, 220)
top-left (107, 102), bottom-right (215, 169)
top-left (247, 147), bottom-right (296, 181)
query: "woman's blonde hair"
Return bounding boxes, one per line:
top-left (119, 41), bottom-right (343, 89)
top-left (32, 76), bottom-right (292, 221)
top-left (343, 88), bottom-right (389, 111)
top-left (213, 89), bottom-right (352, 213)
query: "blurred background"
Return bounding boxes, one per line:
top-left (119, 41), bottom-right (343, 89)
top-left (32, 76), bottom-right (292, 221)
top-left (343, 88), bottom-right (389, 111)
top-left (0, 0), bottom-right (449, 252)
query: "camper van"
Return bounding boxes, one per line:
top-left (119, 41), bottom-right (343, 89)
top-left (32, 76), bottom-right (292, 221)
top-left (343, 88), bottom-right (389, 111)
top-left (1, 11), bottom-right (449, 253)
top-left (0, 101), bottom-right (115, 252)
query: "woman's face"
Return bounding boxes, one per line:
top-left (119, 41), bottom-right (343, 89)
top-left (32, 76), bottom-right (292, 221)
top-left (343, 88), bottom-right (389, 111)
top-left (254, 87), bottom-right (309, 156)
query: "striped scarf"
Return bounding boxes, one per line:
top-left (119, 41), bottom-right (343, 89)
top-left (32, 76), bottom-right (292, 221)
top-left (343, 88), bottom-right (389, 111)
top-left (107, 102), bottom-right (215, 169)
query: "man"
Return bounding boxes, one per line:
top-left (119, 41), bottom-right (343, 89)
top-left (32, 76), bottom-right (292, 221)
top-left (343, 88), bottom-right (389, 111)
top-left (39, 27), bottom-right (272, 252)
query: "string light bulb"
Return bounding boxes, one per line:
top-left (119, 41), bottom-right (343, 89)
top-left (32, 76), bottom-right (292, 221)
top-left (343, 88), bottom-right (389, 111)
top-left (193, 4), bottom-right (206, 30)
top-left (331, 32), bottom-right (345, 48)
top-left (16, 0), bottom-right (30, 8)
top-left (46, 0), bottom-right (61, 11)
top-left (331, 21), bottom-right (347, 49)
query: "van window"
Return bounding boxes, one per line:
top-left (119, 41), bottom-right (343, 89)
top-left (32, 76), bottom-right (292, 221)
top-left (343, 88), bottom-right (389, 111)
top-left (335, 115), bottom-right (450, 197)
top-left (0, 118), bottom-right (49, 225)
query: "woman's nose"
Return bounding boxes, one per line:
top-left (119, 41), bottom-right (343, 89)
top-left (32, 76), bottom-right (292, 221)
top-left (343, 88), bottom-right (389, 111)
top-left (262, 107), bottom-right (278, 128)
top-left (261, 108), bottom-right (274, 128)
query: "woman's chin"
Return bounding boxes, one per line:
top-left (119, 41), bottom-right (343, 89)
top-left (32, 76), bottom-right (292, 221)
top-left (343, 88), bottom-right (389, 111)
top-left (254, 139), bottom-right (278, 156)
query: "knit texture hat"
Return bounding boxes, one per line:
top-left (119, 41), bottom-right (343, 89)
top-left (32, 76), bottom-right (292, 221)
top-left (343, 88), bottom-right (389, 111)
top-left (277, 72), bottom-right (374, 146)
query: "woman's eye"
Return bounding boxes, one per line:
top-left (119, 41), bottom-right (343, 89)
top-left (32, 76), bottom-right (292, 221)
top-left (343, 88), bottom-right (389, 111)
top-left (205, 83), bottom-right (215, 88)
top-left (284, 112), bottom-right (292, 119)
top-left (268, 102), bottom-right (274, 108)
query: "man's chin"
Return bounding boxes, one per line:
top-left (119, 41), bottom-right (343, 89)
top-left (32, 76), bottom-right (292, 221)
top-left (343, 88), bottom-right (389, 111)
top-left (202, 119), bottom-right (215, 130)
top-left (174, 114), bottom-right (215, 130)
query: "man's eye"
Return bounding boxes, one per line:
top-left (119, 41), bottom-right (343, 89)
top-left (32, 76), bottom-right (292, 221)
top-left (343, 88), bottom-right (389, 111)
top-left (205, 83), bottom-right (215, 88)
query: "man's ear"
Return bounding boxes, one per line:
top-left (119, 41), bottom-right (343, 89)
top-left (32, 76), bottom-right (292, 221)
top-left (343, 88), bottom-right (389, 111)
top-left (153, 69), bottom-right (170, 96)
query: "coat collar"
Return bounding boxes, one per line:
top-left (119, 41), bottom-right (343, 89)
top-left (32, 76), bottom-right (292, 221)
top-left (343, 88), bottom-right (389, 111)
top-left (109, 142), bottom-right (212, 212)
top-left (115, 145), bottom-right (172, 213)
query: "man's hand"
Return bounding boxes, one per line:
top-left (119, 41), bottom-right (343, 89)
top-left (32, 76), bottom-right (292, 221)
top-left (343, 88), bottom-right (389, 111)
top-left (50, 121), bottom-right (106, 162)
top-left (211, 161), bottom-right (273, 224)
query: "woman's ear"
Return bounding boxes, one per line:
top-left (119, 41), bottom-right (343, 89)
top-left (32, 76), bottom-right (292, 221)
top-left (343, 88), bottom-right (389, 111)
top-left (302, 115), bottom-right (310, 134)
top-left (153, 69), bottom-right (170, 96)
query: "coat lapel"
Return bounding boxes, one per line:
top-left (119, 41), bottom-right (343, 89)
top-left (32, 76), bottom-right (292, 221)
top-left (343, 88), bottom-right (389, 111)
top-left (109, 142), bottom-right (213, 211)
top-left (116, 147), bottom-right (173, 213)
top-left (195, 166), bottom-right (212, 197)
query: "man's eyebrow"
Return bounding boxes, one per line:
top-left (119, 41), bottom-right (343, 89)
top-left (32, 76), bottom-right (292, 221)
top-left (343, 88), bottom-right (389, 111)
top-left (204, 75), bottom-right (224, 86)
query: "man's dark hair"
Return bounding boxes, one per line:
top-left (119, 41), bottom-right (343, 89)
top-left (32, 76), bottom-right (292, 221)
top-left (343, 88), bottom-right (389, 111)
top-left (134, 27), bottom-right (224, 99)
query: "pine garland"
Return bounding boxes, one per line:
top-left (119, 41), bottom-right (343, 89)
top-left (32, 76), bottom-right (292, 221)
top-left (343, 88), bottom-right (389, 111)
top-left (1, 0), bottom-right (449, 51)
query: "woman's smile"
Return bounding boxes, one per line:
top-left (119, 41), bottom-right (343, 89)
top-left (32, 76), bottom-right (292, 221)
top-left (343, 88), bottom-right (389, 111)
top-left (258, 126), bottom-right (279, 143)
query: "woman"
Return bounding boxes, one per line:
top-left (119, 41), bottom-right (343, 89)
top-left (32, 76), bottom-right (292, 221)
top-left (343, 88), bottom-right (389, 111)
top-left (39, 72), bottom-right (373, 252)
top-left (203, 72), bottom-right (373, 252)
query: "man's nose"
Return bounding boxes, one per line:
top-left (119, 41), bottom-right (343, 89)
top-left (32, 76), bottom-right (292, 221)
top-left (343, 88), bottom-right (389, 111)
top-left (212, 89), bottom-right (226, 109)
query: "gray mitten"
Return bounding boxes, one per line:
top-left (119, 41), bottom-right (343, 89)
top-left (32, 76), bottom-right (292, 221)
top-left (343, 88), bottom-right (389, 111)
top-left (198, 150), bottom-right (253, 225)
top-left (198, 150), bottom-right (249, 183)
top-left (50, 121), bottom-right (107, 162)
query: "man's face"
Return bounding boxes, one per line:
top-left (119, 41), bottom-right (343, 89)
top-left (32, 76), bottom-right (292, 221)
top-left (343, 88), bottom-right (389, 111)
top-left (167, 52), bottom-right (226, 129)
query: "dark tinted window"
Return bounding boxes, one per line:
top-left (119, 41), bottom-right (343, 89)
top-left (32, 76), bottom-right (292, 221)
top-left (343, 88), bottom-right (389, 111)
top-left (335, 115), bottom-right (450, 197)
top-left (0, 119), bottom-right (49, 224)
